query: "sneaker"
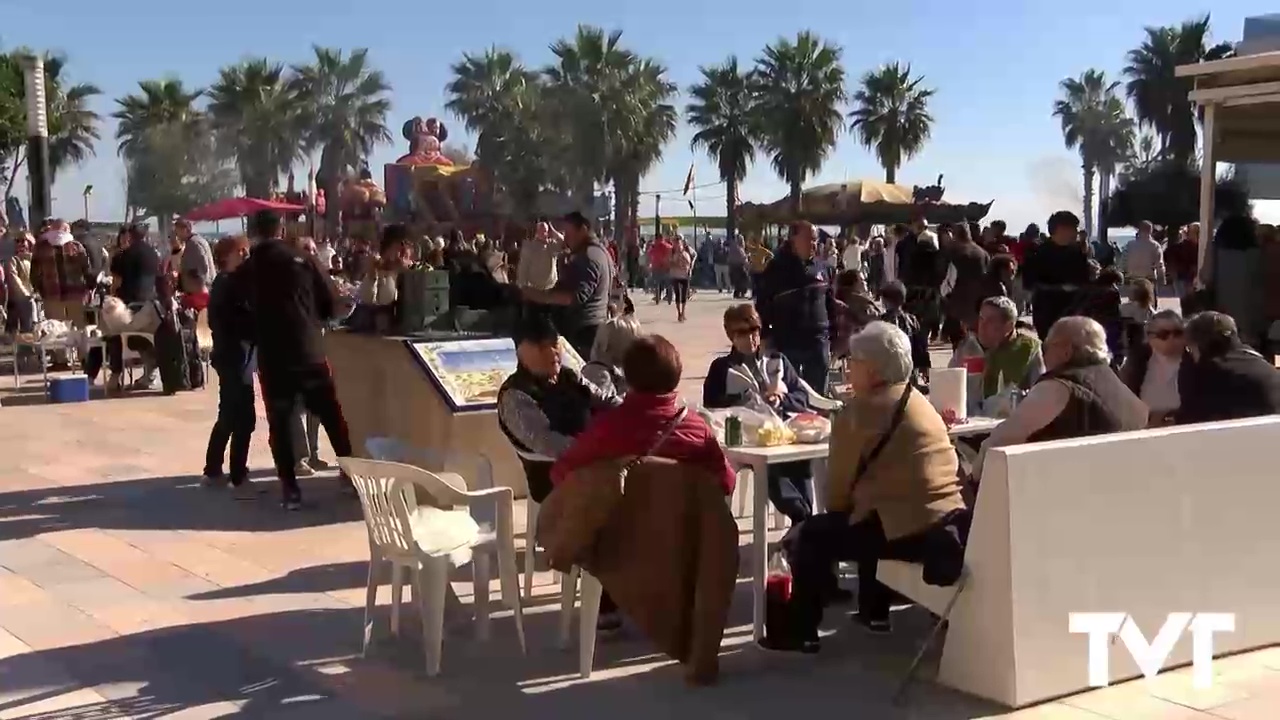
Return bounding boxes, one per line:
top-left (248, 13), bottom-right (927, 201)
top-left (201, 474), bottom-right (227, 489)
top-left (230, 482), bottom-right (261, 500)
top-left (129, 374), bottom-right (157, 391)
top-left (294, 460), bottom-right (316, 477)
top-left (853, 612), bottom-right (892, 634)
top-left (282, 494), bottom-right (303, 511)
top-left (105, 375), bottom-right (123, 393)
top-left (307, 457), bottom-right (333, 470)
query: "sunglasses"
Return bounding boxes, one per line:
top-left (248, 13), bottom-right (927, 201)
top-left (1148, 328), bottom-right (1184, 340)
top-left (730, 325), bottom-right (761, 337)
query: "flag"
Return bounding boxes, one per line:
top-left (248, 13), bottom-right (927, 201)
top-left (682, 164), bottom-right (694, 196)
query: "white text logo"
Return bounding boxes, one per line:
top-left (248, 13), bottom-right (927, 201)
top-left (1068, 612), bottom-right (1235, 688)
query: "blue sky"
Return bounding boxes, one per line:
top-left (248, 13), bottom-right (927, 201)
top-left (3, 0), bottom-right (1274, 230)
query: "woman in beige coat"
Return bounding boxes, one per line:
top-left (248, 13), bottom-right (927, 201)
top-left (765, 321), bottom-right (969, 653)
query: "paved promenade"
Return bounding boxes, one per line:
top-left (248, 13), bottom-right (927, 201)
top-left (0, 292), bottom-right (1274, 719)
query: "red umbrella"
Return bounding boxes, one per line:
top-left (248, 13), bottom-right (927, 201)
top-left (183, 197), bottom-right (306, 222)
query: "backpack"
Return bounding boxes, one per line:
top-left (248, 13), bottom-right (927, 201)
top-left (151, 300), bottom-right (191, 394)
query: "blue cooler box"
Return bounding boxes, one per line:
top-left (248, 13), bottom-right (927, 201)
top-left (49, 374), bottom-right (91, 403)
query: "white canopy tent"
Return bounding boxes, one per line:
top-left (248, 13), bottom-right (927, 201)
top-left (1178, 51), bottom-right (1280, 272)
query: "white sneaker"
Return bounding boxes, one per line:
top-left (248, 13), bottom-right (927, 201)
top-left (201, 474), bottom-right (227, 488)
top-left (129, 374), bottom-right (157, 391)
top-left (294, 460), bottom-right (316, 477)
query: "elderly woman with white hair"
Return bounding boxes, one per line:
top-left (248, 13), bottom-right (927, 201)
top-left (766, 321), bottom-right (970, 653)
top-left (974, 315), bottom-right (1147, 481)
top-left (582, 313), bottom-right (642, 395)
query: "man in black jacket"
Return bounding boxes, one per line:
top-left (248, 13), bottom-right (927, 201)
top-left (241, 211), bottom-right (353, 509)
top-left (755, 221), bottom-right (836, 394)
top-left (1177, 311), bottom-right (1280, 425)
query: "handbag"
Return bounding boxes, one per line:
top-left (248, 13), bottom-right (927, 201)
top-left (536, 407), bottom-right (689, 571)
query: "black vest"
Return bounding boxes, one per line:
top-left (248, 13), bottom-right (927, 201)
top-left (496, 366), bottom-right (594, 503)
top-left (1027, 361), bottom-right (1145, 443)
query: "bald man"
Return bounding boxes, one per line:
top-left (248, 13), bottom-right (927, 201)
top-left (755, 221), bottom-right (838, 393)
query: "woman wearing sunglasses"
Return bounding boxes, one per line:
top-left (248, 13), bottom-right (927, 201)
top-left (1119, 309), bottom-right (1189, 426)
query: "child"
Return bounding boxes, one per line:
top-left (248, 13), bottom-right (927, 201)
top-left (880, 280), bottom-right (931, 383)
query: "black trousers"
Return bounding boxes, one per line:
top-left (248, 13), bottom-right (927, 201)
top-left (768, 461), bottom-right (813, 524)
top-left (85, 335), bottom-right (155, 380)
top-left (204, 364), bottom-right (256, 484)
top-left (259, 361), bottom-right (353, 499)
top-left (787, 512), bottom-right (939, 641)
top-left (671, 278), bottom-right (690, 306)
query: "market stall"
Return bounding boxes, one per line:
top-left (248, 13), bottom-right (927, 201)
top-left (738, 179), bottom-right (993, 227)
top-left (325, 329), bottom-right (584, 496)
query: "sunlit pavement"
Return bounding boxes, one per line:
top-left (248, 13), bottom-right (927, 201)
top-left (0, 291), bottom-right (1272, 720)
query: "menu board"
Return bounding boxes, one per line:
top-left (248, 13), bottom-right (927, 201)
top-left (407, 337), bottom-right (585, 413)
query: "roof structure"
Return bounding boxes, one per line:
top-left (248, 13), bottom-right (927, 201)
top-left (1177, 51), bottom-right (1280, 270)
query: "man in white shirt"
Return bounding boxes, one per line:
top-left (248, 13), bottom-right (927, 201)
top-left (841, 235), bottom-right (863, 276)
top-left (1121, 220), bottom-right (1165, 285)
top-left (516, 219), bottom-right (563, 290)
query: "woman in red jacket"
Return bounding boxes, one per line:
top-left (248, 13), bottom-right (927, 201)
top-left (551, 334), bottom-right (736, 493)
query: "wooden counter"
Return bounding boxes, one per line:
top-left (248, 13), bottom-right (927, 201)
top-left (324, 330), bottom-right (526, 495)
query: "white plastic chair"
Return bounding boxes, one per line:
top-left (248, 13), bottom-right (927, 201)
top-left (337, 456), bottom-right (525, 677)
top-left (510, 445), bottom-right (557, 600)
top-left (119, 331), bottom-right (154, 384)
top-left (558, 567), bottom-right (604, 678)
top-left (365, 437), bottom-right (495, 493)
top-left (796, 376), bottom-right (842, 412)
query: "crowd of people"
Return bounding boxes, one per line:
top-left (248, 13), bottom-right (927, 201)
top-left (5, 202), bottom-right (1280, 658)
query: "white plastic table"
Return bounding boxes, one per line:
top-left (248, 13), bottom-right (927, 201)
top-left (12, 335), bottom-right (105, 391)
top-left (728, 416), bottom-right (1004, 642)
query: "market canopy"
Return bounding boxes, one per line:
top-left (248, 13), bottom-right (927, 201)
top-left (738, 180), bottom-right (992, 226)
top-left (183, 197), bottom-right (306, 222)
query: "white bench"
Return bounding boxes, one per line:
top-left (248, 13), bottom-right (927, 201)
top-left (878, 415), bottom-right (1280, 708)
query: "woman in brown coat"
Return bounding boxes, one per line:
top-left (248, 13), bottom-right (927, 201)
top-left (766, 321), bottom-right (969, 652)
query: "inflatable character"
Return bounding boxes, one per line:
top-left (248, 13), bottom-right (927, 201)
top-left (342, 167), bottom-right (387, 242)
top-left (395, 116), bottom-right (453, 167)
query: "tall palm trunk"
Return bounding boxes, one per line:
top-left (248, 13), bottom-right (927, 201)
top-left (318, 143), bottom-right (343, 236)
top-left (612, 175), bottom-right (627, 245)
top-left (885, 163), bottom-right (897, 184)
top-left (1097, 170), bottom-right (1112, 243)
top-left (725, 175), bottom-right (738, 244)
top-left (1081, 161), bottom-right (1096, 239)
top-left (789, 176), bottom-right (803, 216)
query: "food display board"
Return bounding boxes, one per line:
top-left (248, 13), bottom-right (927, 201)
top-left (407, 336), bottom-right (585, 413)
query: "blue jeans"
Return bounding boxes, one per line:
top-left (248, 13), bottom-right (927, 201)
top-left (777, 340), bottom-right (831, 396)
top-left (768, 461), bottom-right (813, 524)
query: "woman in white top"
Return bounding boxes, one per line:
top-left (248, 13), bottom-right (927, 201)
top-left (668, 236), bottom-right (694, 322)
top-left (1119, 309), bottom-right (1189, 426)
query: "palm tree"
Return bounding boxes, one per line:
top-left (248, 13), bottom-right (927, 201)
top-left (749, 31), bottom-right (847, 213)
top-left (0, 51), bottom-right (101, 197)
top-left (207, 58), bottom-right (304, 199)
top-left (1123, 14), bottom-right (1234, 166)
top-left (1053, 69), bottom-right (1134, 238)
top-left (113, 78), bottom-right (204, 158)
top-left (848, 62), bottom-right (934, 184)
top-left (607, 58), bottom-right (677, 243)
top-left (543, 25), bottom-right (637, 206)
top-left (446, 48), bottom-right (548, 216)
top-left (687, 57), bottom-right (756, 244)
top-left (289, 46), bottom-right (393, 227)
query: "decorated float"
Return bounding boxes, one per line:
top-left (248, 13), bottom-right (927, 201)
top-left (739, 178), bottom-right (993, 228)
top-left (382, 115), bottom-right (495, 235)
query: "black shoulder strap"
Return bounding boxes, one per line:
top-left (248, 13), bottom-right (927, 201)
top-left (854, 384), bottom-right (913, 484)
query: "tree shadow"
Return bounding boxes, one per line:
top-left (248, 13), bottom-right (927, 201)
top-left (0, 472), bottom-right (363, 541)
top-left (0, 587), bottom-right (1004, 720)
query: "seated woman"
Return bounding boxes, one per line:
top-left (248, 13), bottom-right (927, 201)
top-left (703, 304), bottom-right (814, 524)
top-left (1176, 311), bottom-right (1280, 425)
top-left (552, 334), bottom-right (736, 633)
top-left (496, 315), bottom-right (619, 505)
top-left (583, 314), bottom-right (642, 396)
top-left (974, 316), bottom-right (1148, 481)
top-left (93, 274), bottom-right (181, 392)
top-left (1119, 309), bottom-right (1189, 426)
top-left (1119, 278), bottom-right (1157, 359)
top-left (771, 322), bottom-right (968, 652)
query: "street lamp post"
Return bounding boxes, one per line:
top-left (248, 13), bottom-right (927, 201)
top-left (22, 55), bottom-right (51, 226)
